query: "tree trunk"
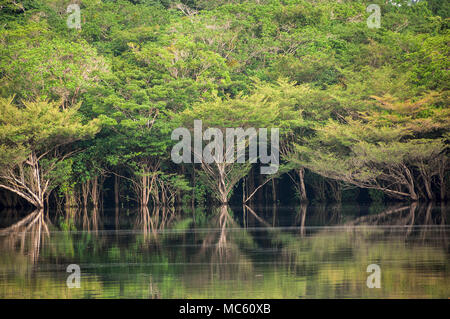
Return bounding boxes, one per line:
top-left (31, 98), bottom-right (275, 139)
top-left (217, 166), bottom-right (228, 204)
top-left (440, 174), bottom-right (446, 202)
top-left (242, 178), bottom-right (246, 205)
top-left (296, 168), bottom-right (308, 202)
top-left (192, 165), bottom-right (196, 208)
top-left (0, 151), bottom-right (46, 208)
top-left (403, 165), bottom-right (418, 201)
top-left (257, 173), bottom-right (264, 205)
top-left (247, 168), bottom-right (254, 205)
top-left (91, 176), bottom-right (99, 211)
top-left (81, 181), bottom-right (89, 209)
top-left (438, 157), bottom-right (447, 202)
top-left (326, 180), bottom-right (342, 202)
top-left (271, 178), bottom-right (277, 204)
top-left (114, 175), bottom-right (120, 209)
top-left (422, 174), bottom-right (434, 201)
top-left (133, 162), bottom-right (159, 208)
top-left (65, 191), bottom-right (77, 209)
top-left (311, 177), bottom-right (326, 202)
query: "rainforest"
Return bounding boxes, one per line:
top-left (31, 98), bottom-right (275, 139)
top-left (0, 0), bottom-right (448, 299)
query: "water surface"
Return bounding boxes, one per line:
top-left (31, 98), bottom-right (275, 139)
top-left (0, 203), bottom-right (448, 298)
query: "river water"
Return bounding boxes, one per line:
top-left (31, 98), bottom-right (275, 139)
top-left (0, 203), bottom-right (448, 298)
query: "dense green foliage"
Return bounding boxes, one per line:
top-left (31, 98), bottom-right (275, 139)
top-left (0, 0), bottom-right (448, 208)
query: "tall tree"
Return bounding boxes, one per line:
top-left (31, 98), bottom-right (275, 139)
top-left (0, 97), bottom-right (100, 208)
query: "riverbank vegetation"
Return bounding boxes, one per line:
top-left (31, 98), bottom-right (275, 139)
top-left (0, 0), bottom-right (448, 209)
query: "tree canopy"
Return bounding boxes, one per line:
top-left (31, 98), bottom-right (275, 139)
top-left (0, 0), bottom-right (448, 208)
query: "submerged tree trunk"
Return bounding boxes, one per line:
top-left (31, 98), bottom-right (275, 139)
top-left (192, 165), bottom-right (196, 208)
top-left (81, 181), bottom-right (89, 210)
top-left (0, 151), bottom-right (47, 208)
top-left (326, 179), bottom-right (342, 202)
top-left (65, 191), bottom-right (77, 209)
top-left (272, 179), bottom-right (276, 203)
top-left (139, 171), bottom-right (151, 207)
top-left (247, 168), bottom-right (254, 205)
top-left (403, 165), bottom-right (418, 201)
top-left (311, 176), bottom-right (326, 202)
top-left (91, 176), bottom-right (99, 211)
top-left (131, 160), bottom-right (160, 208)
top-left (287, 167), bottom-right (308, 203)
top-left (114, 174), bottom-right (120, 209)
top-left (217, 162), bottom-right (229, 204)
top-left (437, 157), bottom-right (447, 202)
top-left (422, 173), bottom-right (434, 201)
top-left (297, 168), bottom-right (307, 202)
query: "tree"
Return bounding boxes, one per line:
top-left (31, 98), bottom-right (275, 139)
top-left (0, 20), bottom-right (109, 108)
top-left (174, 79), bottom-right (302, 204)
top-left (290, 93), bottom-right (449, 201)
top-left (0, 97), bottom-right (100, 208)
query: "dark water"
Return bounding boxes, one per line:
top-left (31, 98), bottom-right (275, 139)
top-left (0, 203), bottom-right (449, 298)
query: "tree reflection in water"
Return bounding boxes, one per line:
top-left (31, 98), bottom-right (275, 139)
top-left (0, 210), bottom-right (48, 263)
top-left (0, 203), bottom-right (448, 298)
top-left (135, 206), bottom-right (177, 243)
